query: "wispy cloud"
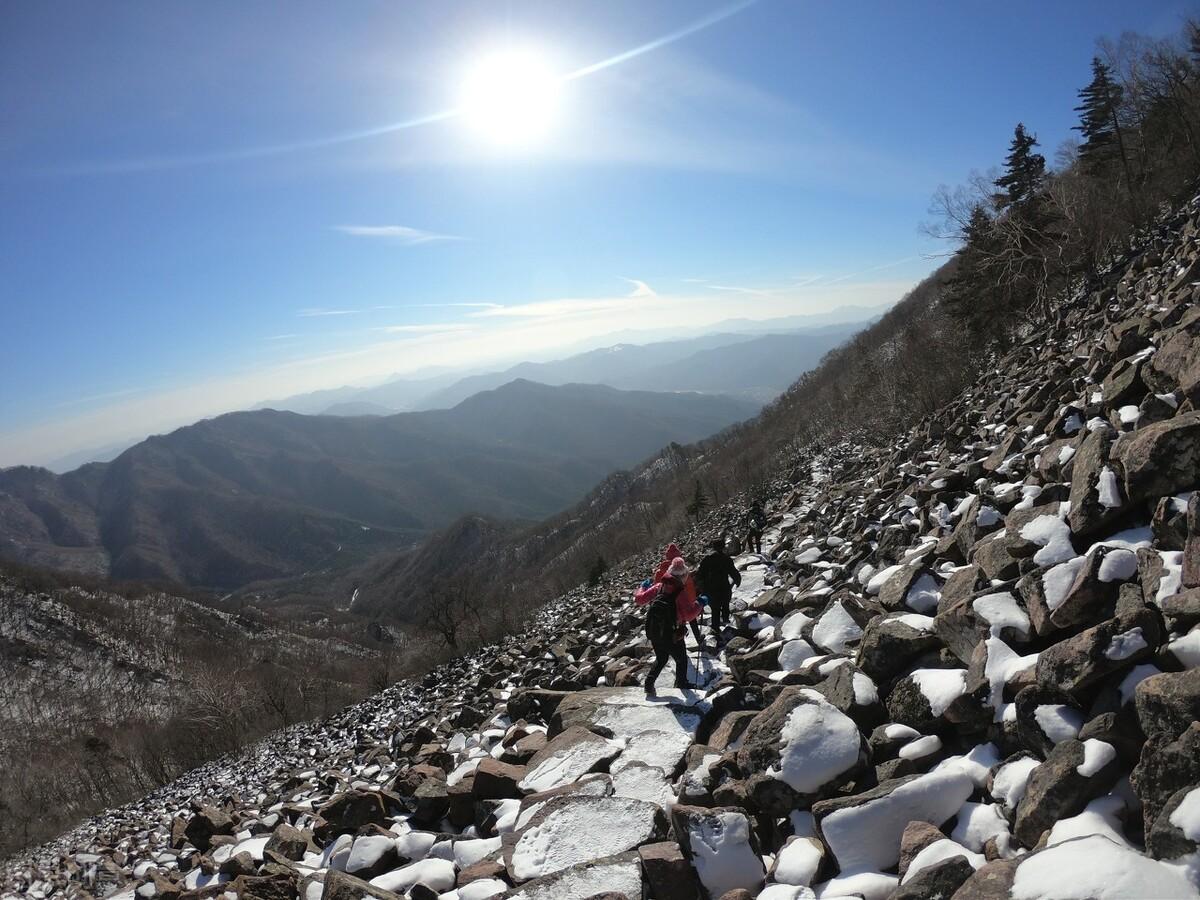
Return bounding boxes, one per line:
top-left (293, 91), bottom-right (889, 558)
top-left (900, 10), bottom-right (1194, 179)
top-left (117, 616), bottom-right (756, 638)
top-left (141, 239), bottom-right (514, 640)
top-left (810, 256), bottom-right (921, 287)
top-left (410, 302), bottom-right (503, 310)
top-left (704, 283), bottom-right (773, 297)
top-left (469, 297), bottom-right (638, 319)
top-left (334, 224), bottom-right (462, 245)
top-left (298, 308), bottom-right (359, 317)
top-left (622, 278), bottom-right (657, 298)
top-left (264, 333), bottom-right (300, 341)
top-left (27, 3), bottom-right (766, 179)
top-left (54, 387), bottom-right (145, 409)
top-left (375, 323), bottom-right (473, 334)
top-left (683, 276), bottom-right (774, 297)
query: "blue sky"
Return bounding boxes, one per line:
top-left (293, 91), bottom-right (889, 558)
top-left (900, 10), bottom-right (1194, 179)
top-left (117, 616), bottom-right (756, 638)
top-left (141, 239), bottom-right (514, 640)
top-left (0, 0), bottom-right (1193, 467)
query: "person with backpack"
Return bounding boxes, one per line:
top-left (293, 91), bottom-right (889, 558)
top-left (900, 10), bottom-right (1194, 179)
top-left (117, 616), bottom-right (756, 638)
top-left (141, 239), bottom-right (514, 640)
top-left (635, 569), bottom-right (694, 695)
top-left (696, 537), bottom-right (741, 637)
top-left (745, 501), bottom-right (767, 555)
top-left (652, 544), bottom-right (705, 648)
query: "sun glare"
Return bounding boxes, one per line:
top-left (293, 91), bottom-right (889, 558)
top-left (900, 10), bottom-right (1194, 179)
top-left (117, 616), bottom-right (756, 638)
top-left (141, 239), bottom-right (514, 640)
top-left (459, 48), bottom-right (562, 147)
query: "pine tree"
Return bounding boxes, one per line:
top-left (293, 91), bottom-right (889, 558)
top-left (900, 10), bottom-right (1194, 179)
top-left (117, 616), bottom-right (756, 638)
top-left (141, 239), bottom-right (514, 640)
top-left (993, 123), bottom-right (1046, 209)
top-left (1073, 58), bottom-right (1125, 170)
top-left (587, 556), bottom-right (608, 586)
top-left (962, 203), bottom-right (993, 247)
top-left (685, 480), bottom-right (709, 522)
top-left (942, 203), bottom-right (999, 335)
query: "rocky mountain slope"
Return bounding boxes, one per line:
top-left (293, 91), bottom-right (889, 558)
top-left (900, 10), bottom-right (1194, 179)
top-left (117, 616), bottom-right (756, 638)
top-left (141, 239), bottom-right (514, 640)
top-left (0, 567), bottom-right (385, 857)
top-left (5, 200), bottom-right (1200, 898)
top-left (0, 381), bottom-right (754, 591)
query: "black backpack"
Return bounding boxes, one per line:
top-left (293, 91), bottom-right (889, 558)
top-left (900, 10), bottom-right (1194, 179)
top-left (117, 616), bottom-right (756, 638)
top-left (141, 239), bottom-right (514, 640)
top-left (645, 584), bottom-right (677, 646)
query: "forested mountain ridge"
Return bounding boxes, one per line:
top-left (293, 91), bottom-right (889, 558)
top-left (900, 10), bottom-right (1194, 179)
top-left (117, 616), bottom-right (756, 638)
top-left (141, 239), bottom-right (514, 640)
top-left (0, 381), bottom-right (755, 590)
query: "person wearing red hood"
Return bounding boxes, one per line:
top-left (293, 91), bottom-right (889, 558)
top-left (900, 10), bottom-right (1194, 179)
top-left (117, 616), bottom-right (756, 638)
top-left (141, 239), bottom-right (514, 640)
top-left (635, 568), bottom-right (694, 693)
top-left (652, 544), bottom-right (705, 648)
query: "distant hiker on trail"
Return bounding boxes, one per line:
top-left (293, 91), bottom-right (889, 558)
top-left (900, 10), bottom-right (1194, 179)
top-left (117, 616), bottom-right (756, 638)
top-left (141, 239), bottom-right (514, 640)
top-left (697, 537), bottom-right (741, 636)
top-left (745, 501), bottom-right (767, 555)
top-left (652, 543), bottom-right (705, 648)
top-left (635, 570), bottom-right (694, 694)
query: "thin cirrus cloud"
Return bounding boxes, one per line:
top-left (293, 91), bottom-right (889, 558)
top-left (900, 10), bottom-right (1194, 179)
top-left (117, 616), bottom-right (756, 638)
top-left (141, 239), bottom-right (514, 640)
top-left (469, 297), bottom-right (638, 319)
top-left (375, 323), bottom-right (473, 334)
top-left (621, 278), bottom-right (658, 298)
top-left (703, 283), bottom-right (774, 297)
top-left (334, 224), bottom-right (463, 245)
top-left (409, 302), bottom-right (503, 310)
top-left (297, 308), bottom-right (360, 317)
top-left (469, 277), bottom-right (657, 319)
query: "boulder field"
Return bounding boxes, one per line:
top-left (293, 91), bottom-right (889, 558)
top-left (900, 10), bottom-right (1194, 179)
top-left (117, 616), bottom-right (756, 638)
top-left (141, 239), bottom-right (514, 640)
top-left (6, 199), bottom-right (1200, 899)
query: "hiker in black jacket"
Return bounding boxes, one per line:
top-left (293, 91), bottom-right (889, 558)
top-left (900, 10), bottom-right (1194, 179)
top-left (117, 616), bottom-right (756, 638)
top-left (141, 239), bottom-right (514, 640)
top-left (697, 538), bottom-right (741, 635)
top-left (745, 501), bottom-right (767, 554)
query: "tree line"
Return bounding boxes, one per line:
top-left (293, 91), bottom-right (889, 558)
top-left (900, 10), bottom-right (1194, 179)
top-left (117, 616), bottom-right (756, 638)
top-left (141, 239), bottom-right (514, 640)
top-left (929, 21), bottom-right (1200, 340)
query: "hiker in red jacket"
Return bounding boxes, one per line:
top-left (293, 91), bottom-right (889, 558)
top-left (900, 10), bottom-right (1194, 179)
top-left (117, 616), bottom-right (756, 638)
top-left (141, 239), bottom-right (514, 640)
top-left (652, 544), bottom-right (705, 648)
top-left (635, 573), bottom-right (693, 693)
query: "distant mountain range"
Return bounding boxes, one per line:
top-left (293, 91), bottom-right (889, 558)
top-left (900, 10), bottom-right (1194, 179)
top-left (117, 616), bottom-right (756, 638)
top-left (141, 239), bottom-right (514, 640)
top-left (37, 311), bottom-right (879, 473)
top-left (254, 371), bottom-right (464, 418)
top-left (0, 381), bottom-right (755, 590)
top-left (264, 317), bottom-right (867, 417)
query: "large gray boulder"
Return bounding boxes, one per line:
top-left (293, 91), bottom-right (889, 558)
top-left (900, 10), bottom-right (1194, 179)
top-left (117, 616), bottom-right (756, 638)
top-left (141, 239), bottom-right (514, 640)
top-left (1068, 428), bottom-right (1125, 538)
top-left (1143, 306), bottom-right (1200, 405)
top-left (1134, 668), bottom-right (1200, 741)
top-left (496, 851), bottom-right (644, 900)
top-left (1013, 739), bottom-right (1121, 848)
top-left (1116, 411), bottom-right (1200, 504)
top-left (734, 687), bottom-right (865, 815)
top-left (1034, 605), bottom-right (1161, 694)
top-left (1131, 723), bottom-right (1200, 836)
top-left (503, 794), bottom-right (666, 883)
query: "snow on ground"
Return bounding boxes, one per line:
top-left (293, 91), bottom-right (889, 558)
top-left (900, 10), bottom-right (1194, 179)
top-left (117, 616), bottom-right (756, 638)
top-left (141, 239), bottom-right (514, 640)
top-left (1035, 704), bottom-right (1085, 743)
top-left (508, 796), bottom-right (662, 881)
top-left (820, 768), bottom-right (975, 871)
top-left (992, 756), bottom-right (1041, 809)
top-left (900, 838), bottom-right (984, 883)
top-left (1010, 835), bottom-right (1196, 899)
top-left (910, 668), bottom-right (967, 716)
top-left (684, 808), bottom-right (765, 898)
top-left (765, 692), bottom-right (862, 794)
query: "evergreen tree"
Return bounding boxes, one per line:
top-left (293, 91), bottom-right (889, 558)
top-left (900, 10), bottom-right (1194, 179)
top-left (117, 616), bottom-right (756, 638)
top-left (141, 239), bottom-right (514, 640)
top-left (993, 123), bottom-right (1046, 209)
top-left (685, 480), bottom-right (709, 522)
top-left (587, 556), bottom-right (608, 586)
top-left (962, 203), bottom-right (994, 247)
top-left (942, 204), bottom-right (1000, 336)
top-left (1074, 56), bottom-right (1139, 218)
top-left (1073, 58), bottom-right (1125, 171)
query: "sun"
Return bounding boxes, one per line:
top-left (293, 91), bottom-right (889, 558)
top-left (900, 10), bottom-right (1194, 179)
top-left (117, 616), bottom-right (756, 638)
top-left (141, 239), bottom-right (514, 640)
top-left (458, 47), bottom-right (563, 147)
